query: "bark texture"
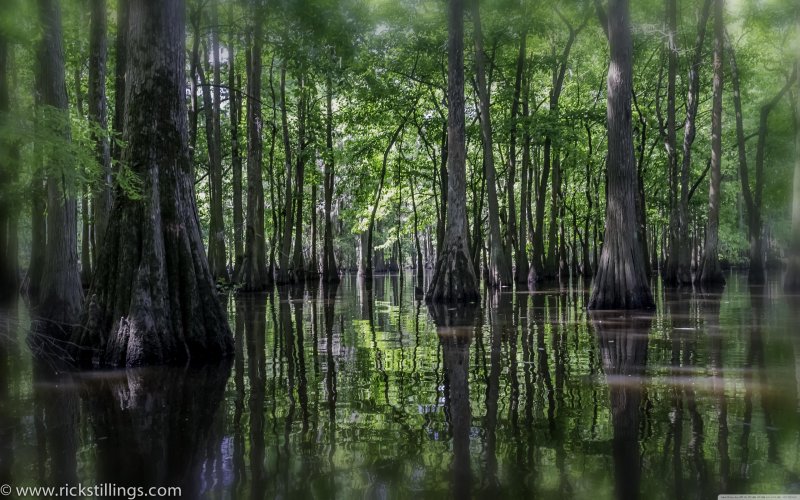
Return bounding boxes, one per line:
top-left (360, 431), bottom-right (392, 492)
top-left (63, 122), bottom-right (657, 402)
top-left (74, 0), bottom-right (233, 367)
top-left (89, 0), bottom-right (112, 266)
top-left (426, 0), bottom-right (480, 303)
top-left (588, 0), bottom-right (654, 310)
top-left (35, 0), bottom-right (84, 329)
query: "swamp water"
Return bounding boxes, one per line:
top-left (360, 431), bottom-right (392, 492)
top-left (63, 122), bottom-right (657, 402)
top-left (0, 272), bottom-right (799, 499)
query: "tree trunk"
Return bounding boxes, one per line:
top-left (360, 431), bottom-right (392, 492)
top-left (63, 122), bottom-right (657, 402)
top-left (437, 122), bottom-right (448, 255)
top-left (229, 15), bottom-right (243, 277)
top-left (35, 0), bottom-right (84, 330)
top-left (366, 119), bottom-right (405, 279)
top-left (547, 146), bottom-right (561, 277)
top-left (410, 169), bottom-right (424, 291)
top-left (531, 21), bottom-right (582, 283)
top-left (237, 14), bottom-right (267, 291)
top-left (322, 74), bottom-right (339, 283)
top-left (662, 0), bottom-right (680, 283)
top-left (112, 0), bottom-right (128, 167)
top-left (197, 44), bottom-right (227, 282)
top-left (665, 0), bottom-right (712, 285)
top-left (786, 26), bottom-right (800, 290)
top-left (426, 0), bottom-right (480, 303)
top-left (530, 136), bottom-right (551, 282)
top-left (266, 58), bottom-right (279, 280)
top-left (206, 0), bottom-right (227, 282)
top-left (583, 123), bottom-right (594, 277)
top-left (508, 32), bottom-right (527, 285)
top-left (517, 55), bottom-right (531, 286)
top-left (28, 167), bottom-right (46, 304)
top-left (678, 0), bottom-right (713, 283)
top-left (76, 65), bottom-right (92, 287)
top-left (309, 178), bottom-right (319, 278)
top-left (75, 0), bottom-right (233, 367)
top-left (472, 0), bottom-right (511, 288)
top-left (291, 73), bottom-right (306, 280)
top-left (730, 41), bottom-right (797, 284)
top-left (699, 0), bottom-right (725, 285)
top-left (277, 64), bottom-right (295, 285)
top-left (588, 0), bottom-right (654, 310)
top-left (89, 0), bottom-right (112, 270)
top-left (0, 31), bottom-right (19, 303)
top-left (188, 7), bottom-right (200, 169)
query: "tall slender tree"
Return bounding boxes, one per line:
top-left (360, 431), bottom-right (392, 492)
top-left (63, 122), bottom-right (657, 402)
top-left (291, 73), bottom-right (307, 280)
top-left (238, 4), bottom-right (267, 291)
top-left (322, 73), bottom-right (339, 283)
top-left (74, 0), bottom-right (233, 366)
top-left (785, 16), bottom-right (800, 291)
top-left (588, 0), bottom-right (654, 310)
top-left (426, 0), bottom-right (480, 303)
top-left (35, 0), bottom-right (83, 329)
top-left (0, 26), bottom-right (19, 303)
top-left (699, 0), bottom-right (725, 285)
top-left (229, 10), bottom-right (243, 275)
top-left (730, 42), bottom-right (797, 284)
top-left (277, 63), bottom-right (294, 284)
top-left (472, 0), bottom-right (511, 288)
top-left (206, 0), bottom-right (228, 282)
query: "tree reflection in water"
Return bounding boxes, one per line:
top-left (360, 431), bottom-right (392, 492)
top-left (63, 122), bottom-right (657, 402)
top-left (1, 275), bottom-right (799, 498)
top-left (0, 306), bottom-right (17, 489)
top-left (429, 303), bottom-right (480, 500)
top-left (591, 311), bottom-right (652, 500)
top-left (84, 361), bottom-right (232, 498)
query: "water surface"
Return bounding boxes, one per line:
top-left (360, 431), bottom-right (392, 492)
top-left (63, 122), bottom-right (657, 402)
top-left (1, 273), bottom-right (798, 499)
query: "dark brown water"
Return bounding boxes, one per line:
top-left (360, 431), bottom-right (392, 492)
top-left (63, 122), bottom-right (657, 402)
top-left (1, 273), bottom-right (799, 499)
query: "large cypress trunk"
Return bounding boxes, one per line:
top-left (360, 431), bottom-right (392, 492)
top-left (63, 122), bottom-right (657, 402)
top-left (74, 0), bottom-right (233, 367)
top-left (588, 0), bottom-right (654, 310)
top-left (35, 0), bottom-right (84, 329)
top-left (699, 0), bottom-right (725, 285)
top-left (425, 0), bottom-right (480, 304)
top-left (88, 0), bottom-right (112, 266)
